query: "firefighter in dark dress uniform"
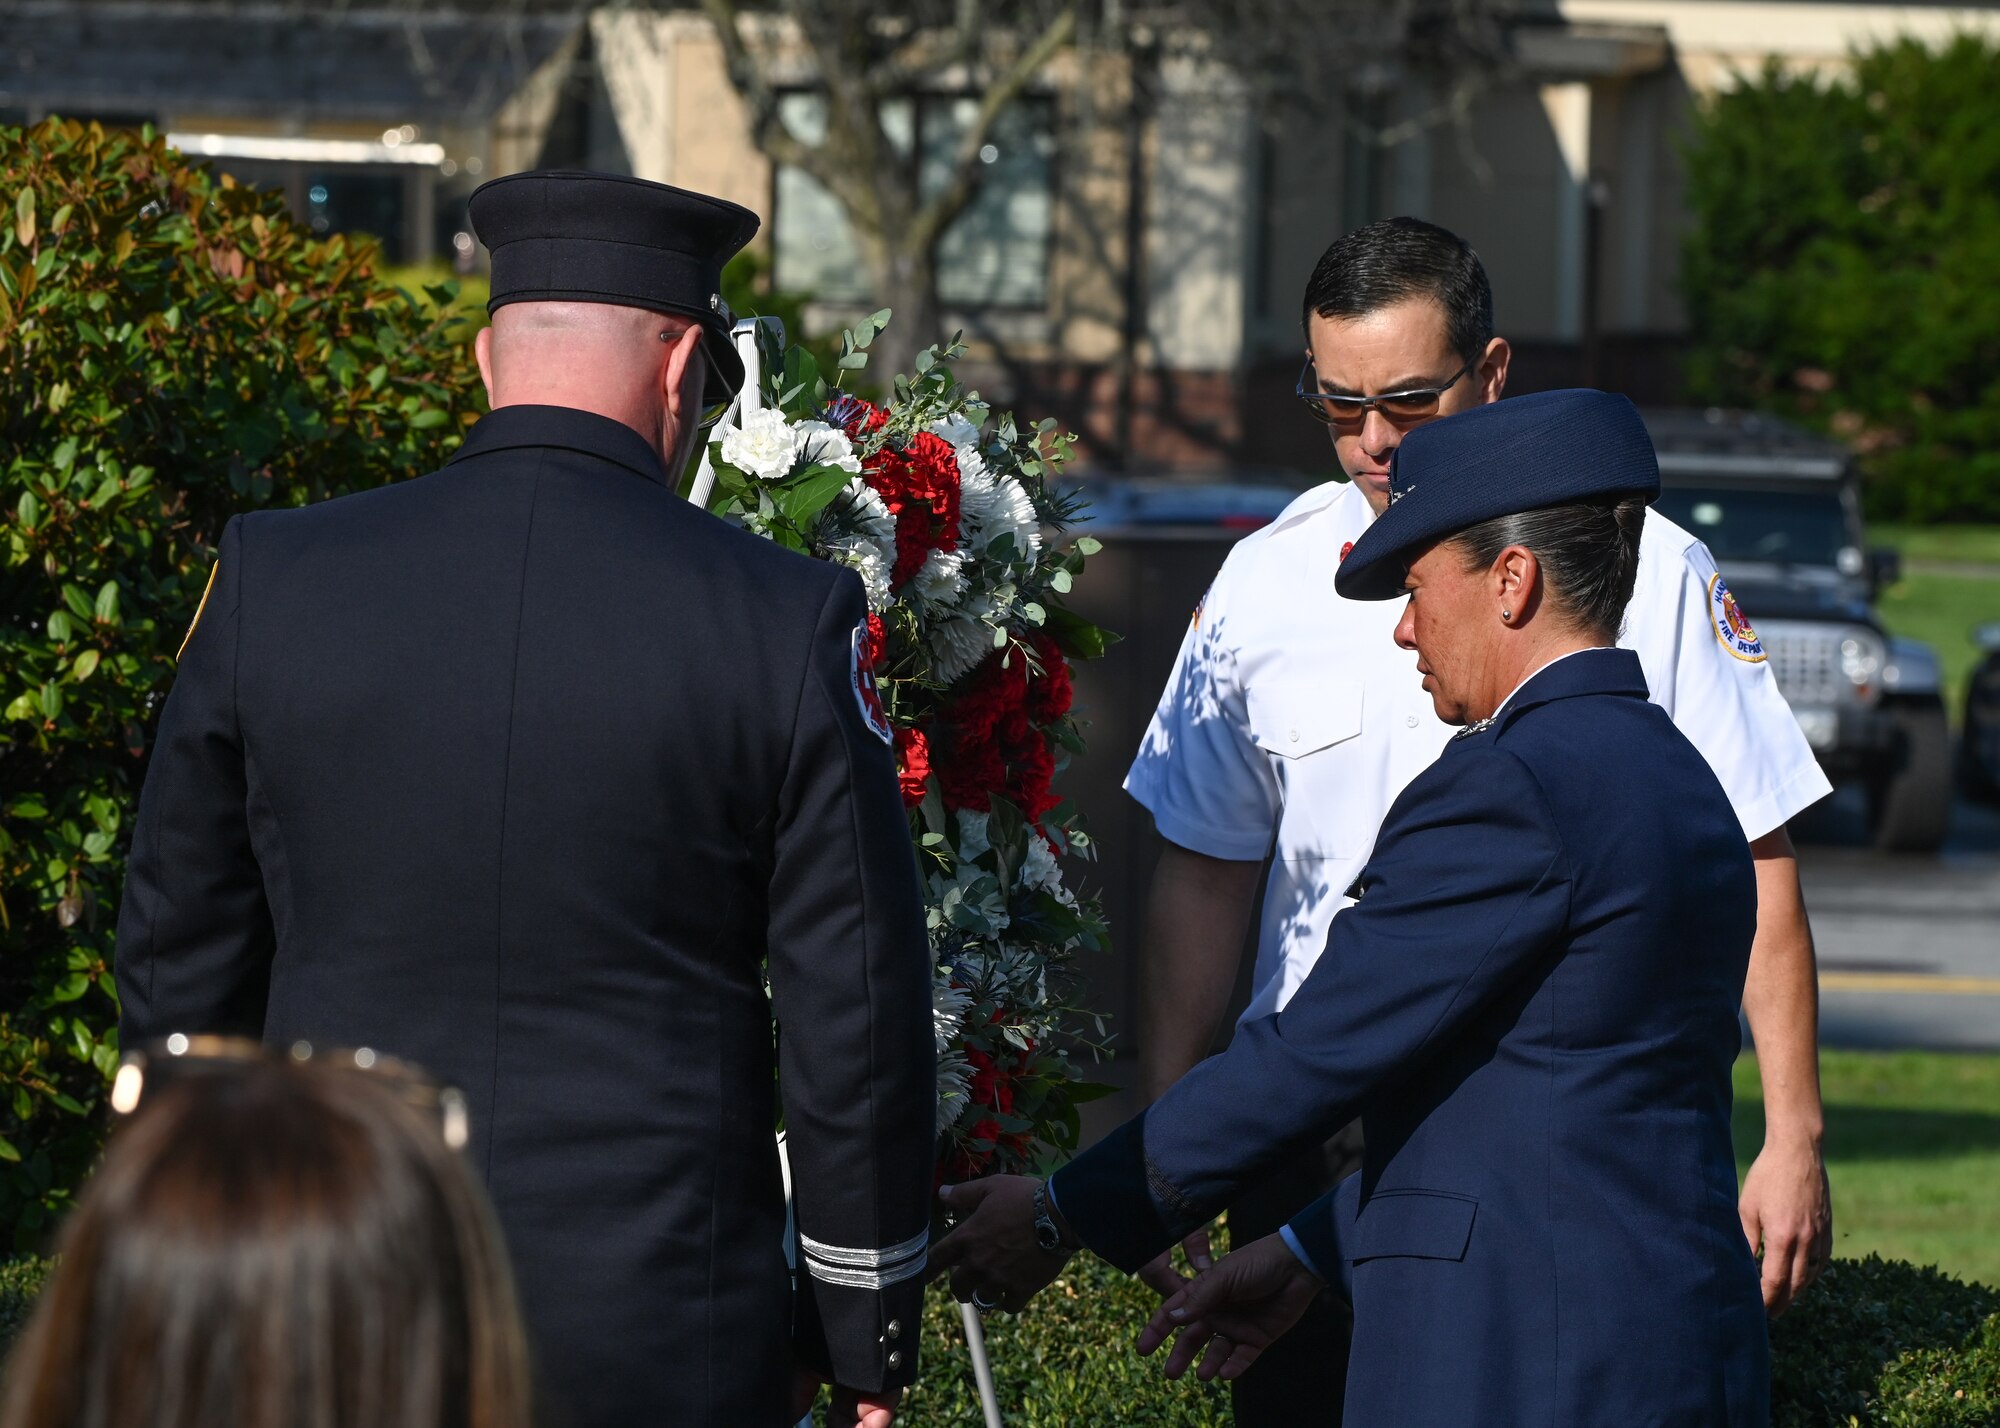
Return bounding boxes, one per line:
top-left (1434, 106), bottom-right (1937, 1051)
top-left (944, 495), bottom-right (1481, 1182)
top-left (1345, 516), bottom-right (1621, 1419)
top-left (116, 171), bottom-right (937, 1428)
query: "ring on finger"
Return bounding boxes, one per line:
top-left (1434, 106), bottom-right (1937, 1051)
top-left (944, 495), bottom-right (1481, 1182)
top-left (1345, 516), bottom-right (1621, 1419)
top-left (971, 1288), bottom-right (1000, 1311)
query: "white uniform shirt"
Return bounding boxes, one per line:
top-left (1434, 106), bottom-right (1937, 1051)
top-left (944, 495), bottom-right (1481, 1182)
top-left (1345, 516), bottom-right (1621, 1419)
top-left (1125, 479), bottom-right (1833, 1023)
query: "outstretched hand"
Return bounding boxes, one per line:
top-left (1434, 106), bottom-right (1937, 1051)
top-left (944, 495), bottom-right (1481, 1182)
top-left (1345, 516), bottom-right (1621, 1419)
top-left (1136, 1232), bottom-right (1322, 1383)
top-left (927, 1176), bottom-right (1069, 1313)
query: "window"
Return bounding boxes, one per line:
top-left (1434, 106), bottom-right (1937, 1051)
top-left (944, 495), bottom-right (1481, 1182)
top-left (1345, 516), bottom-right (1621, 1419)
top-left (773, 93), bottom-right (1054, 309)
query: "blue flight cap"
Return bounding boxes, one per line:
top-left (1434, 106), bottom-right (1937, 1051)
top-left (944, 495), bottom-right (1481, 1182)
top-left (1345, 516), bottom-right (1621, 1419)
top-left (470, 170), bottom-right (760, 405)
top-left (1334, 389), bottom-right (1661, 602)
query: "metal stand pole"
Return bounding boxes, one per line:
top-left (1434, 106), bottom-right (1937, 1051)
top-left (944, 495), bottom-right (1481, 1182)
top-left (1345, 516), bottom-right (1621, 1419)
top-left (960, 1300), bottom-right (1005, 1428)
top-left (687, 316), bottom-right (781, 509)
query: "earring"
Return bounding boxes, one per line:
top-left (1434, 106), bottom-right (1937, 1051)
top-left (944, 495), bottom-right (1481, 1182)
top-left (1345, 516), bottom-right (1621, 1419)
top-left (1501, 609), bottom-right (1513, 622)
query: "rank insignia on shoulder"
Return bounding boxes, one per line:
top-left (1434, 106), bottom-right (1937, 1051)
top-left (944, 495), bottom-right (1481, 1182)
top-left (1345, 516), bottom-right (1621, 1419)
top-left (177, 561), bottom-right (219, 662)
top-left (1706, 573), bottom-right (1766, 663)
top-left (849, 621), bottom-right (895, 746)
top-left (1190, 587), bottom-right (1209, 631)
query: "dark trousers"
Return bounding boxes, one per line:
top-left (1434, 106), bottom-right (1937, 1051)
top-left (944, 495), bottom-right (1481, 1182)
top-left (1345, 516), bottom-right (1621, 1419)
top-left (1225, 1120), bottom-right (1365, 1428)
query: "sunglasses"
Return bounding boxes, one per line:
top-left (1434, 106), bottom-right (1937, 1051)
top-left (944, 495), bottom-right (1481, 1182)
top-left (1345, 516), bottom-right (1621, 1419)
top-left (1295, 356), bottom-right (1476, 428)
top-left (110, 1034), bottom-right (470, 1151)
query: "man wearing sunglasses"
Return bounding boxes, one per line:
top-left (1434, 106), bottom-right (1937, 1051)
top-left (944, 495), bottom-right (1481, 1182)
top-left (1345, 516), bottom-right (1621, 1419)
top-left (1126, 217), bottom-right (1834, 1424)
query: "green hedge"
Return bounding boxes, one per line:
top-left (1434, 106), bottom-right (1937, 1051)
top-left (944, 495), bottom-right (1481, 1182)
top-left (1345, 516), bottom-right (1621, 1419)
top-left (13, 1252), bottom-right (1988, 1425)
top-left (0, 117), bottom-right (481, 1243)
top-left (1768, 1257), bottom-right (1999, 1427)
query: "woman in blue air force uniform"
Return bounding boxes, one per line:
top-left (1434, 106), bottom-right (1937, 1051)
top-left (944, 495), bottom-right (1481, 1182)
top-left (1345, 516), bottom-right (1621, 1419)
top-left (931, 388), bottom-right (1771, 1428)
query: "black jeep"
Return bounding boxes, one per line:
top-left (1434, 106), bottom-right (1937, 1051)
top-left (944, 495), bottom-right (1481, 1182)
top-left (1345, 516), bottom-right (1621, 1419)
top-left (1644, 409), bottom-right (1952, 852)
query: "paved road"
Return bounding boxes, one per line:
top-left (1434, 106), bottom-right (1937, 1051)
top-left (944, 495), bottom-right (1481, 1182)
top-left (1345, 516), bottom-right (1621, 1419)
top-left (1792, 785), bottom-right (2000, 1053)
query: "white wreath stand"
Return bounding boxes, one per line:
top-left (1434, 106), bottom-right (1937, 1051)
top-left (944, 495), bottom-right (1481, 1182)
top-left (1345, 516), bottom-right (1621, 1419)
top-left (697, 322), bottom-right (1004, 1428)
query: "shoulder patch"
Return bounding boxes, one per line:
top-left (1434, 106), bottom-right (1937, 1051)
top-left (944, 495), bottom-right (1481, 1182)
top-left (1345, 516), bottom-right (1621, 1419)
top-left (177, 561), bottom-right (219, 662)
top-left (849, 621), bottom-right (895, 745)
top-left (1707, 572), bottom-right (1766, 663)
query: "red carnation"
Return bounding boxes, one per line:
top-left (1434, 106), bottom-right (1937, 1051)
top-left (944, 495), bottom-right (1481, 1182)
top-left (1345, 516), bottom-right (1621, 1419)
top-left (859, 612), bottom-right (888, 671)
top-left (1015, 738), bottom-right (1058, 821)
top-left (931, 645), bottom-right (1067, 816)
top-left (1027, 633), bottom-right (1073, 724)
top-left (939, 737), bottom-right (1007, 813)
top-left (860, 430), bottom-right (963, 589)
top-left (894, 725), bottom-right (931, 809)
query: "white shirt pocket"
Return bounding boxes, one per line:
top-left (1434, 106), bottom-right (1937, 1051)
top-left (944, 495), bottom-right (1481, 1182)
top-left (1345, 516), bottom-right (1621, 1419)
top-left (1244, 678), bottom-right (1371, 858)
top-left (1246, 677), bottom-right (1364, 759)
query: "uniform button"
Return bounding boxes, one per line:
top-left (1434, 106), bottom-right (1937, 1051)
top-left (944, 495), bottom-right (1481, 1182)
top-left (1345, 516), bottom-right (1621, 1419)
top-left (1289, 729), bottom-right (1300, 743)
top-left (885, 1319), bottom-right (902, 1340)
top-left (1406, 715), bottom-right (1419, 728)
top-left (888, 1350), bottom-right (904, 1369)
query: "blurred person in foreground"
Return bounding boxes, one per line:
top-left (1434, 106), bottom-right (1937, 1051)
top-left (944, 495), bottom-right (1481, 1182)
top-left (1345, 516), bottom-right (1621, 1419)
top-left (114, 171), bottom-right (935, 1428)
top-left (1121, 218), bottom-right (1830, 1423)
top-left (931, 391), bottom-right (1772, 1427)
top-left (0, 1040), bottom-right (532, 1428)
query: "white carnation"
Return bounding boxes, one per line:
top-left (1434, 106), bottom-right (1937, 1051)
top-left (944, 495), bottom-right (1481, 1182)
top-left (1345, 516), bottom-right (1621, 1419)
top-left (912, 548), bottom-right (968, 611)
top-left (792, 419), bottom-right (863, 474)
top-left (828, 541), bottom-right (892, 613)
top-left (955, 809), bottom-right (992, 860)
top-left (719, 405), bottom-right (799, 482)
top-left (960, 463), bottom-right (1042, 566)
top-left (1021, 834), bottom-right (1076, 906)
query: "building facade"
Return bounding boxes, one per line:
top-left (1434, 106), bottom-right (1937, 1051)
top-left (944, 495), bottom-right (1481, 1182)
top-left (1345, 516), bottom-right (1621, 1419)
top-left (11, 1), bottom-right (1998, 471)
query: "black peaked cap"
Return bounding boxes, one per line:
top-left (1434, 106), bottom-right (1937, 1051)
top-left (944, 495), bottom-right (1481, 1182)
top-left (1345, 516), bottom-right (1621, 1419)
top-left (1335, 389), bottom-right (1662, 602)
top-left (470, 170), bottom-right (761, 405)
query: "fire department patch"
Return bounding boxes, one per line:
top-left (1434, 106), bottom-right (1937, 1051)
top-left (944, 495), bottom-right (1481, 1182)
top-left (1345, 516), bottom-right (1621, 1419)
top-left (1707, 572), bottom-right (1766, 663)
top-left (850, 621), bottom-right (894, 745)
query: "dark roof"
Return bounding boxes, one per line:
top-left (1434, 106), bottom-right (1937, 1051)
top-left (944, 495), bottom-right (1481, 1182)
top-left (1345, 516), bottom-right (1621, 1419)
top-left (0, 2), bottom-right (581, 125)
top-left (1640, 406), bottom-right (1852, 481)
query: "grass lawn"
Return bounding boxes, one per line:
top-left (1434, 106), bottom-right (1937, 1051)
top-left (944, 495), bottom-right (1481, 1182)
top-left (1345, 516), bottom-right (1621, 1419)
top-left (1736, 1049), bottom-right (2000, 1288)
top-left (1865, 525), bottom-right (2000, 719)
top-left (1874, 571), bottom-right (2000, 718)
top-left (1873, 523), bottom-right (2000, 568)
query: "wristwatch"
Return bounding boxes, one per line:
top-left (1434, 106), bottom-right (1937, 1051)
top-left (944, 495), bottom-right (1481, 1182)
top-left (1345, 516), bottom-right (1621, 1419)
top-left (1031, 1179), bottom-right (1076, 1257)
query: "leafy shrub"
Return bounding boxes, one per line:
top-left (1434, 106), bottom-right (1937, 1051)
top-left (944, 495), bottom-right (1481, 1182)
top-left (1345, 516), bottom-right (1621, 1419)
top-left (0, 118), bottom-right (480, 1244)
top-left (903, 1258), bottom-right (1231, 1426)
top-left (1679, 36), bottom-right (2000, 522)
top-left (6, 1250), bottom-right (1995, 1425)
top-left (1771, 1256), bottom-right (2000, 1428)
top-left (0, 1257), bottom-right (47, 1355)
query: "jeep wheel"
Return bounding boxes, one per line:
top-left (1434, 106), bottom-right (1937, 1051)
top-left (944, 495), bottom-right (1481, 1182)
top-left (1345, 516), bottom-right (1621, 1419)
top-left (1867, 705), bottom-right (1953, 853)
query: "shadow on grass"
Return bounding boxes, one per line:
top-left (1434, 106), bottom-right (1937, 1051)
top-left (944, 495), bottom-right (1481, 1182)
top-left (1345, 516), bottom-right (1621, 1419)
top-left (1737, 1098), bottom-right (2000, 1164)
